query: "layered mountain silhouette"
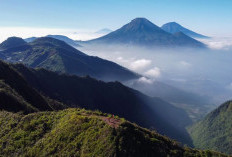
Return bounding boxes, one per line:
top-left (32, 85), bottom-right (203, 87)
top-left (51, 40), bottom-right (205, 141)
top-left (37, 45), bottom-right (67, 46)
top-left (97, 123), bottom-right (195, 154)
top-left (188, 100), bottom-right (232, 155)
top-left (25, 35), bottom-right (81, 47)
top-left (86, 18), bottom-right (206, 48)
top-left (162, 22), bottom-right (209, 39)
top-left (0, 37), bottom-right (138, 81)
top-left (0, 60), bottom-right (192, 144)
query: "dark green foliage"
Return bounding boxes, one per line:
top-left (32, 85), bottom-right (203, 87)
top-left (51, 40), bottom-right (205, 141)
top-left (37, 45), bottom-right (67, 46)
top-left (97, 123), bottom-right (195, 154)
top-left (0, 109), bottom-right (117, 156)
top-left (188, 101), bottom-right (232, 155)
top-left (0, 37), bottom-right (138, 82)
top-left (0, 80), bottom-right (38, 113)
top-left (0, 60), bottom-right (65, 113)
top-left (0, 109), bottom-right (228, 157)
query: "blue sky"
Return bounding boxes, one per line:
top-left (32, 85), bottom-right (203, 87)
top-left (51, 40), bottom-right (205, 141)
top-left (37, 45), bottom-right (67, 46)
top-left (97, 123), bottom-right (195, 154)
top-left (0, 0), bottom-right (232, 36)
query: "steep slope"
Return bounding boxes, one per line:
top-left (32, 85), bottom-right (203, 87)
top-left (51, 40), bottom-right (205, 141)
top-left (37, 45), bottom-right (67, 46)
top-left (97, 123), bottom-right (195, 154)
top-left (0, 109), bottom-right (229, 157)
top-left (0, 60), bottom-right (64, 113)
top-left (86, 18), bottom-right (206, 48)
top-left (0, 80), bottom-right (38, 113)
top-left (188, 100), bottom-right (232, 155)
top-left (12, 63), bottom-right (192, 145)
top-left (0, 37), bottom-right (139, 82)
top-left (162, 22), bottom-right (209, 39)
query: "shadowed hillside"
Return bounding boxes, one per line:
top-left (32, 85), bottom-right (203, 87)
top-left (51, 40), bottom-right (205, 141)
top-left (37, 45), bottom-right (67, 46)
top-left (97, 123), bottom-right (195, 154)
top-left (188, 100), bottom-right (232, 155)
top-left (0, 61), bottom-right (65, 113)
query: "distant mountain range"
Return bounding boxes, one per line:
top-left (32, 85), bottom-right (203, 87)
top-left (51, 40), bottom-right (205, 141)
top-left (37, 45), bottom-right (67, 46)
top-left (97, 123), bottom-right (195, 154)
top-left (85, 18), bottom-right (206, 48)
top-left (0, 60), bottom-right (192, 144)
top-left (25, 35), bottom-right (81, 47)
top-left (188, 100), bottom-right (232, 155)
top-left (0, 37), bottom-right (138, 82)
top-left (161, 22), bottom-right (209, 39)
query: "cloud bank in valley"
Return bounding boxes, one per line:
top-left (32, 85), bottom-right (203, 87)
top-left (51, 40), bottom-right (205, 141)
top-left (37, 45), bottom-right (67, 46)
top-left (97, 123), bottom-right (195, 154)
top-left (79, 41), bottom-right (232, 105)
top-left (199, 37), bottom-right (232, 50)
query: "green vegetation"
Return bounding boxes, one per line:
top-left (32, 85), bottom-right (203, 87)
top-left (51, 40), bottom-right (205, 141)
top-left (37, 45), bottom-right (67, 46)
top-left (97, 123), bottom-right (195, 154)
top-left (188, 101), bottom-right (232, 155)
top-left (0, 109), bottom-right (229, 157)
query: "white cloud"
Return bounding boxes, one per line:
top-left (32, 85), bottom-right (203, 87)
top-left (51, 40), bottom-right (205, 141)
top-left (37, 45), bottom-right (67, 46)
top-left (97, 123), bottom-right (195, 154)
top-left (129, 59), bottom-right (151, 71)
top-left (137, 77), bottom-right (154, 84)
top-left (199, 37), bottom-right (232, 50)
top-left (116, 56), bottom-right (131, 63)
top-left (144, 67), bottom-right (161, 78)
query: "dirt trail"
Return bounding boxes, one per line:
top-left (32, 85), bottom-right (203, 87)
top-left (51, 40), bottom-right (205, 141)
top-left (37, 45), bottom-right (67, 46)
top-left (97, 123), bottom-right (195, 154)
top-left (79, 112), bottom-right (121, 128)
top-left (102, 117), bottom-right (121, 128)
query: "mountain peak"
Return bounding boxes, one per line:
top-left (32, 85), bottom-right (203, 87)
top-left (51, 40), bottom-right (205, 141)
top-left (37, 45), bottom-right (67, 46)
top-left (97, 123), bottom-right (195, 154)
top-left (0, 37), bottom-right (27, 50)
top-left (166, 22), bottom-right (180, 25)
top-left (31, 37), bottom-right (86, 56)
top-left (162, 22), bottom-right (209, 39)
top-left (32, 37), bottom-right (75, 48)
top-left (126, 18), bottom-right (160, 30)
top-left (131, 17), bottom-right (150, 23)
top-left (165, 22), bottom-right (183, 28)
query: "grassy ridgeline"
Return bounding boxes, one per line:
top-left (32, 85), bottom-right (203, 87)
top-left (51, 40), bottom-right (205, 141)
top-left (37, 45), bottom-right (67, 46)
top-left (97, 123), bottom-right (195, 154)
top-left (0, 108), bottom-right (229, 157)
